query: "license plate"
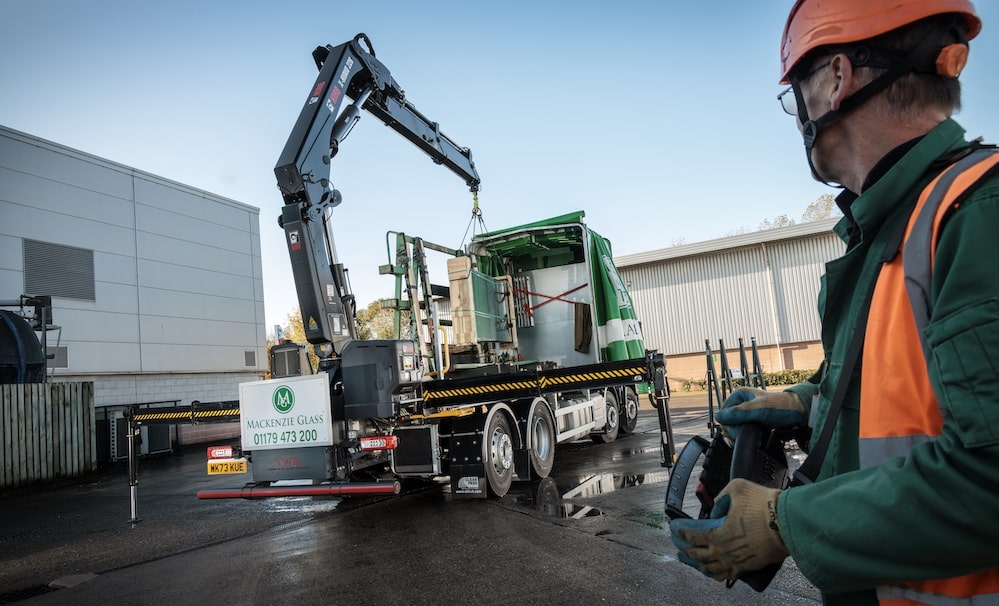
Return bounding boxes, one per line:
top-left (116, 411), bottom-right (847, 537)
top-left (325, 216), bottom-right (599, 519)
top-left (207, 458), bottom-right (248, 475)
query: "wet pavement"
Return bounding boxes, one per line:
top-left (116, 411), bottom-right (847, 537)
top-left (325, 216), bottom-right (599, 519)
top-left (0, 394), bottom-right (821, 605)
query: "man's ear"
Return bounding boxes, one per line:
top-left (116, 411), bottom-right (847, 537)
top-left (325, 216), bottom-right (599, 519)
top-left (828, 53), bottom-right (854, 112)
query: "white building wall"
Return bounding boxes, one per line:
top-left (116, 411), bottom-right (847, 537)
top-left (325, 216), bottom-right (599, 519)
top-left (0, 125), bottom-right (265, 444)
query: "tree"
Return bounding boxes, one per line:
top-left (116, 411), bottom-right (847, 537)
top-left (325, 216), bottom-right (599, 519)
top-left (281, 308), bottom-right (318, 373)
top-left (759, 214), bottom-right (795, 230)
top-left (758, 194), bottom-right (841, 232)
top-left (275, 299), bottom-right (412, 372)
top-left (280, 299), bottom-right (408, 341)
top-left (283, 308), bottom-right (306, 344)
top-left (355, 298), bottom-right (402, 339)
top-left (801, 193), bottom-right (840, 222)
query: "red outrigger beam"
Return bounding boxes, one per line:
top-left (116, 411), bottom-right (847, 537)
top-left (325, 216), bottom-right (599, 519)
top-left (197, 481), bottom-right (401, 499)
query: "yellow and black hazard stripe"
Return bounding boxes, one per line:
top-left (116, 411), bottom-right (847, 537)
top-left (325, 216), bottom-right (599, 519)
top-left (421, 359), bottom-right (649, 407)
top-left (131, 411), bottom-right (193, 422)
top-left (423, 381), bottom-right (539, 406)
top-left (192, 408), bottom-right (241, 419)
top-left (539, 366), bottom-right (645, 390)
top-left (130, 407), bottom-right (241, 425)
top-left (423, 379), bottom-right (539, 401)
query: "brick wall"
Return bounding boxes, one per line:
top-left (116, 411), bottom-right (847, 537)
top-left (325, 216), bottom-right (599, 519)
top-left (663, 341), bottom-right (824, 393)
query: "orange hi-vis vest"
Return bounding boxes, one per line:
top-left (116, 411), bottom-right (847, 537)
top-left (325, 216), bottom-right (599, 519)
top-left (860, 148), bottom-right (999, 606)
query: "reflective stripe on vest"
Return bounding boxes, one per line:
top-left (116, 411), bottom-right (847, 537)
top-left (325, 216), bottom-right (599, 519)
top-left (879, 582), bottom-right (999, 606)
top-left (859, 148), bottom-right (999, 606)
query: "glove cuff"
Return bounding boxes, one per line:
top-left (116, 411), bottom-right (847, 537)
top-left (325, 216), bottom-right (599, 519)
top-left (759, 487), bottom-right (789, 561)
top-left (722, 479), bottom-right (789, 563)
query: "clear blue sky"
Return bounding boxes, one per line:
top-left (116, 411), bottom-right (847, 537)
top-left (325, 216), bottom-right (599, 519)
top-left (3, 1), bottom-right (998, 335)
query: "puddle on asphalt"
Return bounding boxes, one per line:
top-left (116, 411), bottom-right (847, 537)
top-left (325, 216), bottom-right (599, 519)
top-left (612, 446), bottom-right (663, 459)
top-left (510, 471), bottom-right (670, 519)
top-left (263, 496), bottom-right (343, 513)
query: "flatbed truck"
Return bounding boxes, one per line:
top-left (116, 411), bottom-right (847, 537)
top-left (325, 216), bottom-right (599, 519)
top-left (175, 34), bottom-right (677, 499)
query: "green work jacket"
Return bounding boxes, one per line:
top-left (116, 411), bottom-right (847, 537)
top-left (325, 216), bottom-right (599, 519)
top-left (777, 119), bottom-right (999, 605)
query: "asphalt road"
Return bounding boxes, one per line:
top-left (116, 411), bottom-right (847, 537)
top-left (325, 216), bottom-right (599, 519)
top-left (0, 397), bottom-right (821, 605)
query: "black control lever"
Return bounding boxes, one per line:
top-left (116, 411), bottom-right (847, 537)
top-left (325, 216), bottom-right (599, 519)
top-left (664, 422), bottom-right (789, 593)
top-left (728, 422), bottom-right (787, 592)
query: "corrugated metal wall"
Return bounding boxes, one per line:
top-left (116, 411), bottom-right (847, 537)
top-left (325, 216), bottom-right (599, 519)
top-left (618, 224), bottom-right (843, 358)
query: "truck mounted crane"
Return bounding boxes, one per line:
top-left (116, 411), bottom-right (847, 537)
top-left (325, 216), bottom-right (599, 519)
top-left (274, 33), bottom-right (480, 358)
top-left (191, 34), bottom-right (675, 500)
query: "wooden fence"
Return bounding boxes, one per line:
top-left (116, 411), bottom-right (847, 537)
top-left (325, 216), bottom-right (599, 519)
top-left (1, 382), bottom-right (96, 490)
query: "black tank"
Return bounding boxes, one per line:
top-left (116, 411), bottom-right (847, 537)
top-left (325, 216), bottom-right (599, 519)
top-left (0, 310), bottom-right (46, 384)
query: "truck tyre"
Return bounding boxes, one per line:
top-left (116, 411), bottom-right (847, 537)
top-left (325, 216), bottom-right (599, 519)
top-left (484, 412), bottom-right (514, 497)
top-left (619, 387), bottom-right (640, 434)
top-left (528, 402), bottom-right (556, 479)
top-left (591, 390), bottom-right (620, 444)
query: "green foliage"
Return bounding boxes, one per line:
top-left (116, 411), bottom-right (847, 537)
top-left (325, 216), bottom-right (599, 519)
top-left (680, 369), bottom-right (816, 391)
top-left (274, 301), bottom-right (409, 375)
top-left (763, 368), bottom-right (815, 386)
top-left (355, 298), bottom-right (411, 339)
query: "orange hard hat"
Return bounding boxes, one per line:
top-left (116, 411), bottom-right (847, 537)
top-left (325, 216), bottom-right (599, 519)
top-left (779, 0), bottom-right (982, 83)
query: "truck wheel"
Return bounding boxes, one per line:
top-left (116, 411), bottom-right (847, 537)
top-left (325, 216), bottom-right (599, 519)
top-left (484, 412), bottom-right (514, 497)
top-left (619, 387), bottom-right (639, 435)
top-left (591, 390), bottom-right (620, 444)
top-left (528, 402), bottom-right (555, 479)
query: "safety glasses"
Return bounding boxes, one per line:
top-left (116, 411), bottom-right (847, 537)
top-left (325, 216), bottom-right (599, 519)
top-left (777, 60), bottom-right (831, 116)
top-left (778, 88), bottom-right (798, 116)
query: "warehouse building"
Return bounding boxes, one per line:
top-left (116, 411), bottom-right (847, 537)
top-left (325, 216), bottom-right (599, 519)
top-left (0, 126), bottom-right (266, 460)
top-left (615, 219), bottom-right (843, 392)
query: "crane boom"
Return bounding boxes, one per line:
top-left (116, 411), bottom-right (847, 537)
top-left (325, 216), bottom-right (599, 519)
top-left (273, 33), bottom-right (480, 355)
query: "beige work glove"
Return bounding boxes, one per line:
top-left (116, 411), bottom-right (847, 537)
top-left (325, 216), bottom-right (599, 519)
top-left (669, 478), bottom-right (789, 582)
top-left (716, 387), bottom-right (807, 439)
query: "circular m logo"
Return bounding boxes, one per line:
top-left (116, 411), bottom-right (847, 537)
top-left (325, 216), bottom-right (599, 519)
top-left (272, 385), bottom-right (295, 413)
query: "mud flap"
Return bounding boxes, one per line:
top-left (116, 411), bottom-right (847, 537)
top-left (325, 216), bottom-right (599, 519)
top-left (450, 464), bottom-right (487, 498)
top-left (448, 419), bottom-right (487, 498)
